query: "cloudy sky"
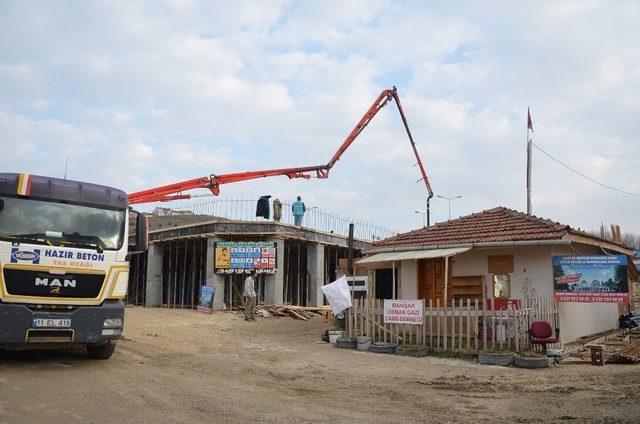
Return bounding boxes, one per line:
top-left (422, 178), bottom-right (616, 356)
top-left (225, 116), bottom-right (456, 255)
top-left (1, 0), bottom-right (638, 234)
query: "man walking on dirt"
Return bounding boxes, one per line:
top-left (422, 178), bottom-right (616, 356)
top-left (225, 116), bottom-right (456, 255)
top-left (244, 270), bottom-right (257, 321)
top-left (292, 196), bottom-right (306, 226)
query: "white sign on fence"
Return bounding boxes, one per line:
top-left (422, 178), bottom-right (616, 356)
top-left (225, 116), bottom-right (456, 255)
top-left (383, 299), bottom-right (424, 325)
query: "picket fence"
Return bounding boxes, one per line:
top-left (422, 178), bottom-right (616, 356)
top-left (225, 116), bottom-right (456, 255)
top-left (346, 297), bottom-right (559, 354)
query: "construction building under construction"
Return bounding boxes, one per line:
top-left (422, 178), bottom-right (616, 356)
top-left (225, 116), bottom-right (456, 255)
top-left (124, 87), bottom-right (427, 310)
top-left (127, 201), bottom-right (385, 310)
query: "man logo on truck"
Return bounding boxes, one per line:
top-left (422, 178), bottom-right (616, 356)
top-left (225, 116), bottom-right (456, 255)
top-left (35, 277), bottom-right (77, 288)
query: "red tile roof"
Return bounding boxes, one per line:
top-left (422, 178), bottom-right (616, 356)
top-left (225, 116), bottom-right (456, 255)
top-left (373, 206), bottom-right (574, 249)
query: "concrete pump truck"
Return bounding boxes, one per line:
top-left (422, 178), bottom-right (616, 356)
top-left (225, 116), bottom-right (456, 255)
top-left (0, 86), bottom-right (431, 360)
top-left (0, 173), bottom-right (147, 359)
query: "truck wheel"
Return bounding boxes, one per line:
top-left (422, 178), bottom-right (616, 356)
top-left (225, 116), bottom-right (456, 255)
top-left (87, 342), bottom-right (117, 360)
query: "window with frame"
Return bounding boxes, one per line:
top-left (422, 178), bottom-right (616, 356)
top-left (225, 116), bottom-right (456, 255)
top-left (493, 274), bottom-right (511, 298)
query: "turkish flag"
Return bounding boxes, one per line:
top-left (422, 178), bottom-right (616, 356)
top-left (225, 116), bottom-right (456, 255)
top-left (527, 108), bottom-right (533, 132)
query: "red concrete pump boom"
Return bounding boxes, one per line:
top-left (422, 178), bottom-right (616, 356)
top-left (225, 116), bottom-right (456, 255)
top-left (128, 86), bottom-right (433, 207)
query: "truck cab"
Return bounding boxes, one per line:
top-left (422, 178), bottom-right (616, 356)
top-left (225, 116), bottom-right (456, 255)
top-left (0, 173), bottom-right (147, 359)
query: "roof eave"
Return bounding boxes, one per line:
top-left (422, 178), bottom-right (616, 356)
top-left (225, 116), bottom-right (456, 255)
top-left (366, 239), bottom-right (571, 254)
top-left (564, 232), bottom-right (634, 256)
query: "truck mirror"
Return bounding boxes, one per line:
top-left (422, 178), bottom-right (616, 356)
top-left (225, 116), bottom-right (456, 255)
top-left (135, 212), bottom-right (149, 252)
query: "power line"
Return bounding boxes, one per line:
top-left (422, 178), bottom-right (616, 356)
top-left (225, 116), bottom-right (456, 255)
top-left (531, 142), bottom-right (640, 197)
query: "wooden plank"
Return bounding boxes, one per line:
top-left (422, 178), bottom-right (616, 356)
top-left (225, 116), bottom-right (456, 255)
top-left (360, 311), bottom-right (403, 343)
top-left (451, 298), bottom-right (456, 351)
top-left (422, 301), bottom-right (427, 346)
top-left (474, 298), bottom-right (479, 351)
top-left (375, 299), bottom-right (379, 343)
top-left (378, 299), bottom-right (383, 343)
top-left (353, 298), bottom-right (358, 337)
top-left (353, 299), bottom-right (357, 337)
top-left (286, 309), bottom-right (308, 321)
top-left (429, 299), bottom-right (433, 350)
top-left (359, 298), bottom-right (364, 337)
top-left (358, 298), bottom-right (361, 337)
top-left (402, 322), bottom-right (406, 346)
top-left (436, 298), bottom-right (441, 350)
top-left (482, 288), bottom-right (488, 349)
top-left (371, 298), bottom-right (378, 341)
top-left (514, 308), bottom-right (520, 352)
top-left (368, 297), bottom-right (372, 338)
top-left (384, 299), bottom-right (389, 343)
top-left (507, 307), bottom-right (511, 349)
top-left (458, 298), bottom-right (463, 350)
top-left (466, 298), bottom-right (471, 351)
top-left (491, 298), bottom-right (496, 350)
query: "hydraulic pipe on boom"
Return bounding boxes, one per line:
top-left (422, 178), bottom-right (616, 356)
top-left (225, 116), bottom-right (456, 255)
top-left (128, 86), bottom-right (434, 223)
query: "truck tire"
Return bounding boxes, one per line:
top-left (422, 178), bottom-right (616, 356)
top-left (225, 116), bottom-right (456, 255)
top-left (87, 342), bottom-right (116, 360)
top-left (369, 342), bottom-right (398, 354)
top-left (336, 337), bottom-right (357, 349)
top-left (513, 354), bottom-right (550, 369)
top-left (478, 351), bottom-right (514, 366)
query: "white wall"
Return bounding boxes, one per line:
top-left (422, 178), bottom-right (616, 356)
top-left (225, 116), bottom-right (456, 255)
top-left (399, 260), bottom-right (417, 300)
top-left (396, 244), bottom-right (620, 343)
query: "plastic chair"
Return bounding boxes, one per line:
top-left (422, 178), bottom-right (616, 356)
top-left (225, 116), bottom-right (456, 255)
top-left (529, 321), bottom-right (559, 355)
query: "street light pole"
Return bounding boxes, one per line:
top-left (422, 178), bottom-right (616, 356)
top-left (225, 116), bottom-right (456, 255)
top-left (436, 195), bottom-right (462, 220)
top-left (414, 210), bottom-right (426, 228)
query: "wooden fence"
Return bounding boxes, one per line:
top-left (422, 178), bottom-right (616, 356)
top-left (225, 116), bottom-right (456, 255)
top-left (346, 297), bottom-right (559, 354)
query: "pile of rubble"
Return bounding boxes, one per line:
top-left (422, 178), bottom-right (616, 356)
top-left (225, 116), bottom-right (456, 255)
top-left (563, 327), bottom-right (640, 364)
top-left (234, 305), bottom-right (332, 320)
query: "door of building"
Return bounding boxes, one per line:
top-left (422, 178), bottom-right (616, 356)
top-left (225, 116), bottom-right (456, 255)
top-left (418, 258), bottom-right (445, 304)
top-left (375, 268), bottom-right (398, 299)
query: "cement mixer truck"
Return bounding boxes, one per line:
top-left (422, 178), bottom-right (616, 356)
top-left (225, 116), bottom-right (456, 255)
top-left (0, 173), bottom-right (147, 359)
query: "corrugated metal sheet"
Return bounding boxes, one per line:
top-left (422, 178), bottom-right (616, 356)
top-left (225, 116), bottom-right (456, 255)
top-left (356, 247), bottom-right (471, 264)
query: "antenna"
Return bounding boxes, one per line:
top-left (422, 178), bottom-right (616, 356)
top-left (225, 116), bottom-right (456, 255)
top-left (64, 156), bottom-right (69, 180)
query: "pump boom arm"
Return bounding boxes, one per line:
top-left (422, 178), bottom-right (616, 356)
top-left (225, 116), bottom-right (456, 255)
top-left (128, 86), bottom-right (433, 205)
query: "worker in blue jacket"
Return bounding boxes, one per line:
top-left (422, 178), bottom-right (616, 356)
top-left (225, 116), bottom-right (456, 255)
top-left (292, 196), bottom-right (306, 226)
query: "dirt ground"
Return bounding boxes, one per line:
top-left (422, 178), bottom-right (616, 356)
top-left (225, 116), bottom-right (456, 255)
top-left (1, 307), bottom-right (639, 424)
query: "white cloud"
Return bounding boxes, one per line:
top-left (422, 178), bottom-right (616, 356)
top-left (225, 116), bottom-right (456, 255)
top-left (0, 0), bottom-right (638, 235)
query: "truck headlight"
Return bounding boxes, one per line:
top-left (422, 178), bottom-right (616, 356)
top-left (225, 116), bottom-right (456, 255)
top-left (111, 269), bottom-right (129, 298)
top-left (103, 318), bottom-right (123, 328)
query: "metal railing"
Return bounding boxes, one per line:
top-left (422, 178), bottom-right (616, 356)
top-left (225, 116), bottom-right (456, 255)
top-left (165, 197), bottom-right (398, 242)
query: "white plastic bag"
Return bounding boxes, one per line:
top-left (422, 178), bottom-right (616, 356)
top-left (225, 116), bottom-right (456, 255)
top-left (321, 275), bottom-right (352, 315)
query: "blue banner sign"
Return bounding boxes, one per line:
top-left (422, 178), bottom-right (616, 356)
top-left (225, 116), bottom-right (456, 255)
top-left (553, 255), bottom-right (628, 303)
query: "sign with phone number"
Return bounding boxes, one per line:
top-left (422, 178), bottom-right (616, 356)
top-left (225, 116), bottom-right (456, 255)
top-left (214, 242), bottom-right (277, 274)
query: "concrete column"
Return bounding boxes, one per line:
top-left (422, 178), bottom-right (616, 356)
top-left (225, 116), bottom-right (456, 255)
top-left (307, 242), bottom-right (325, 307)
top-left (206, 237), bottom-right (227, 311)
top-left (264, 237), bottom-right (284, 306)
top-left (144, 243), bottom-right (163, 307)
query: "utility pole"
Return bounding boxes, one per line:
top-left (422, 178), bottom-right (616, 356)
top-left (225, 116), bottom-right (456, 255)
top-left (436, 195), bottom-right (461, 220)
top-left (526, 108), bottom-right (533, 214)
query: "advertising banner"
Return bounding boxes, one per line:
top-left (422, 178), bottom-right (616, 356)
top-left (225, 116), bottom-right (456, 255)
top-left (553, 255), bottom-right (629, 303)
top-left (383, 299), bottom-right (424, 325)
top-left (197, 286), bottom-right (215, 314)
top-left (214, 242), bottom-right (277, 274)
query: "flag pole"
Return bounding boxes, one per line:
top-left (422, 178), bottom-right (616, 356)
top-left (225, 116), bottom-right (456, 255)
top-left (526, 108), bottom-right (533, 214)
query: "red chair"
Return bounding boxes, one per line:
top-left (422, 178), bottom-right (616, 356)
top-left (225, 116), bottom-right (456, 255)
top-left (529, 321), bottom-right (559, 354)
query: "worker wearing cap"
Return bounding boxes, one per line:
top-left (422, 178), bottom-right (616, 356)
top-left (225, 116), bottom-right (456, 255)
top-left (292, 196), bottom-right (306, 226)
top-left (244, 270), bottom-right (257, 321)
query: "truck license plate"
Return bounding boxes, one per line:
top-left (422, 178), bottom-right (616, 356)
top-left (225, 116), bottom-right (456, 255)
top-left (32, 318), bottom-right (71, 328)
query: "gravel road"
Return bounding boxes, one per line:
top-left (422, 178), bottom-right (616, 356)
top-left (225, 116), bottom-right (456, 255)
top-left (1, 307), bottom-right (639, 423)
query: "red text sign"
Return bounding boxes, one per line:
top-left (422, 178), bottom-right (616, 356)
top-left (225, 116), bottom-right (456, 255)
top-left (383, 299), bottom-right (424, 325)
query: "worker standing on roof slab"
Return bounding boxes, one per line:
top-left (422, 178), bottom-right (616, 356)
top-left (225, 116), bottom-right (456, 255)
top-left (292, 196), bottom-right (306, 226)
top-left (273, 198), bottom-right (282, 222)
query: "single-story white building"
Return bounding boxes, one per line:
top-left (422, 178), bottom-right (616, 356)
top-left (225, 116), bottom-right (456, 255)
top-left (358, 207), bottom-right (637, 343)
